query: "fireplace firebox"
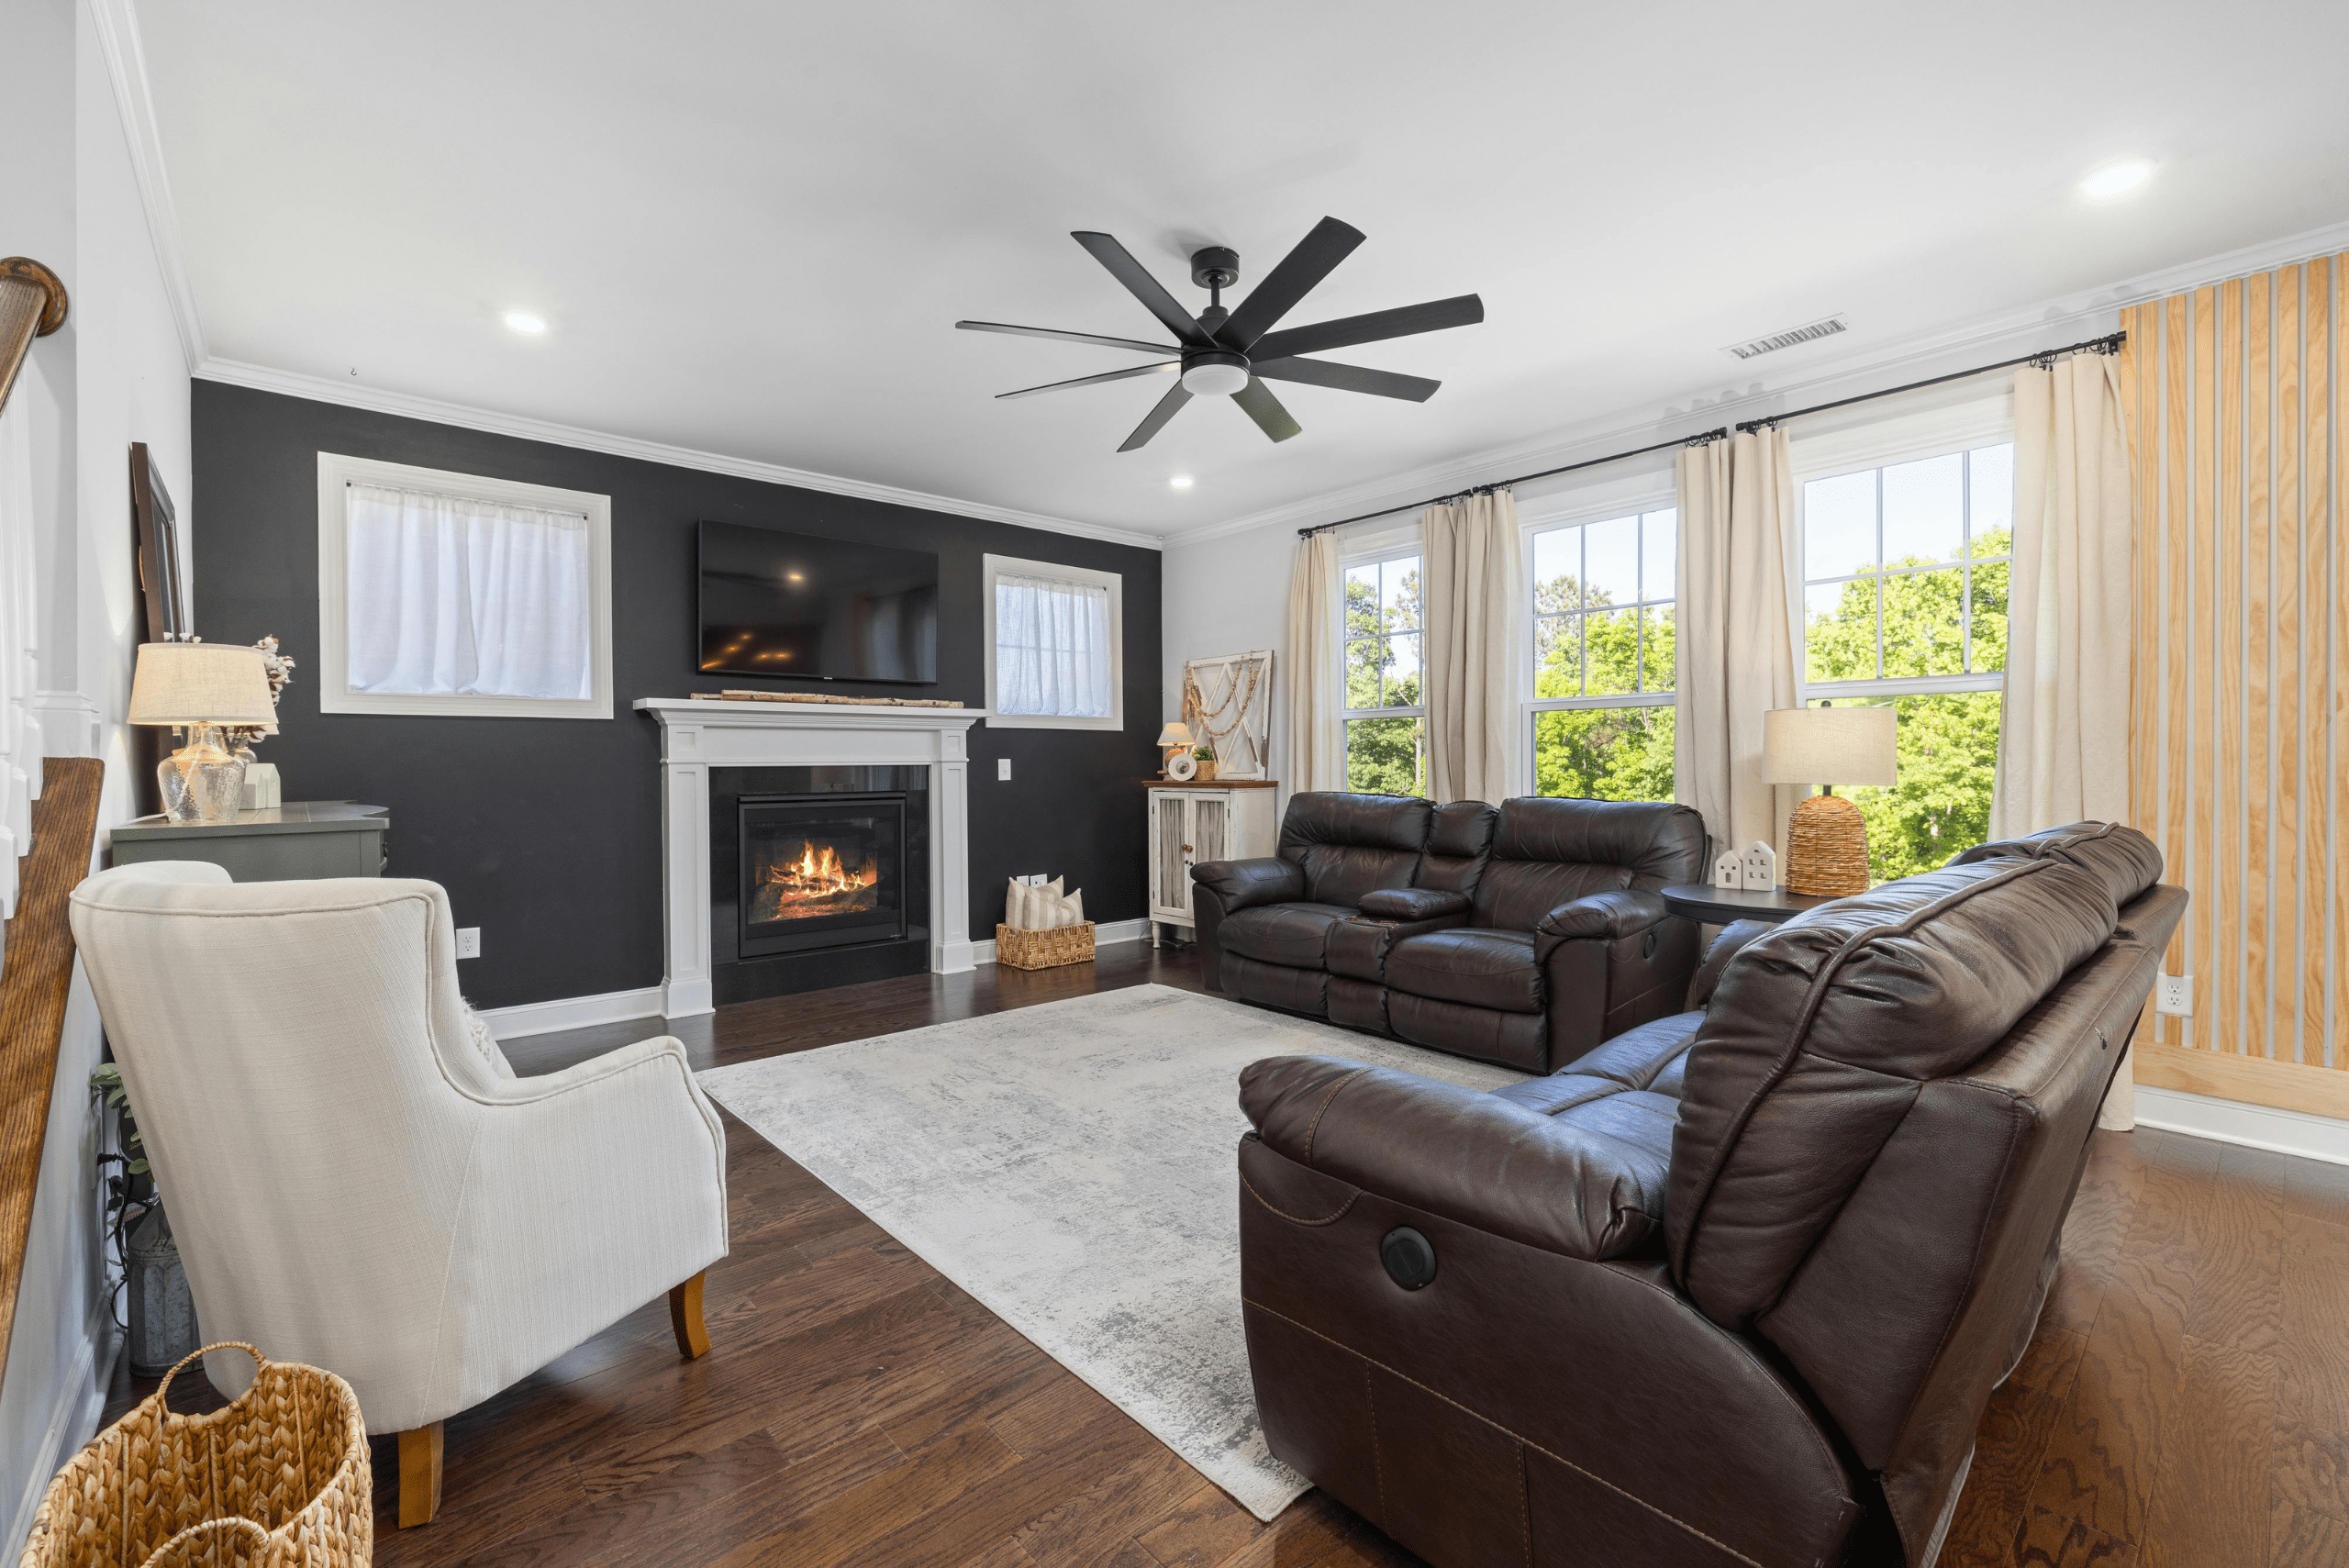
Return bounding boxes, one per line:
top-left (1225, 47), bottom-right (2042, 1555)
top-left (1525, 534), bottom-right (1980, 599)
top-left (739, 795), bottom-right (905, 957)
top-left (710, 765), bottom-right (930, 1002)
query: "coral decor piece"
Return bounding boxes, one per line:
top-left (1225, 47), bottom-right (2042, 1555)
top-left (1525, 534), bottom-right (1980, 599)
top-left (220, 635), bottom-right (296, 754)
top-left (691, 690), bottom-right (965, 708)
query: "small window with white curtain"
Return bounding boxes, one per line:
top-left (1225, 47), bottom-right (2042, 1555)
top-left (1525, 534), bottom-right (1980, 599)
top-left (316, 453), bottom-right (613, 718)
top-left (983, 554), bottom-right (1123, 729)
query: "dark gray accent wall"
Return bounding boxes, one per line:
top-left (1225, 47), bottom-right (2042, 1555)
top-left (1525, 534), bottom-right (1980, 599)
top-left (190, 381), bottom-right (1160, 1009)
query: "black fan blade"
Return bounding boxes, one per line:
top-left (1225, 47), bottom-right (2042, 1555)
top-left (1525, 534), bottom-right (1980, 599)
top-left (1119, 383), bottom-right (1194, 451)
top-left (1214, 217), bottom-right (1365, 351)
top-left (1230, 377), bottom-right (1301, 443)
top-left (997, 361), bottom-right (1178, 400)
top-left (1246, 295), bottom-right (1484, 362)
top-left (1071, 233), bottom-right (1211, 347)
top-left (1252, 357), bottom-right (1440, 403)
top-left (957, 319), bottom-right (1183, 355)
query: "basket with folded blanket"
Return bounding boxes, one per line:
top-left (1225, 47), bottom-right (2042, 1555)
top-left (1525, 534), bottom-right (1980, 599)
top-left (996, 875), bottom-right (1093, 969)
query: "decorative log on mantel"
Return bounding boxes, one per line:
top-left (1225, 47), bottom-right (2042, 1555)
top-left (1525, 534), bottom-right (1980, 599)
top-left (0, 258), bottom-right (70, 422)
top-left (0, 758), bottom-right (104, 1396)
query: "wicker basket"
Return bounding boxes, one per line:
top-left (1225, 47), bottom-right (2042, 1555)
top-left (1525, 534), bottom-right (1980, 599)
top-left (22, 1342), bottom-right (372, 1568)
top-left (995, 921), bottom-right (1097, 970)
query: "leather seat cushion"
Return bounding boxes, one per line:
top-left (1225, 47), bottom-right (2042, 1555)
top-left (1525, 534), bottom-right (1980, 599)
top-left (1386, 928), bottom-right (1542, 1014)
top-left (1217, 902), bottom-right (1358, 970)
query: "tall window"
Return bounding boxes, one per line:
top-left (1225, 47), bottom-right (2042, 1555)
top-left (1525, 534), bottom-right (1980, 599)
top-left (316, 452), bottom-right (613, 719)
top-left (984, 555), bottom-right (1124, 730)
top-left (1528, 507), bottom-right (1676, 801)
top-left (1799, 441), bottom-right (2012, 881)
top-left (1343, 551), bottom-right (1425, 795)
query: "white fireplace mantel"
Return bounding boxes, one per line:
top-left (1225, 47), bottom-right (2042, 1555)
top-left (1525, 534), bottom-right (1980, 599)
top-left (636, 697), bottom-right (983, 1016)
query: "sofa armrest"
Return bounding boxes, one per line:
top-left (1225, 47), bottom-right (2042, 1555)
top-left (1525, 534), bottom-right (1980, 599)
top-left (1357, 886), bottom-right (1471, 921)
top-left (1190, 855), bottom-right (1305, 914)
top-left (1238, 1055), bottom-right (1668, 1261)
top-left (1532, 887), bottom-right (1667, 959)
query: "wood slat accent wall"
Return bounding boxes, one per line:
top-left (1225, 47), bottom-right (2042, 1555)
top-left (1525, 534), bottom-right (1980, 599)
top-left (2122, 252), bottom-right (2349, 1119)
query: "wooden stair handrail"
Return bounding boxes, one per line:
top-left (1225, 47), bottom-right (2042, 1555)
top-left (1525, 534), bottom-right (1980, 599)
top-left (0, 758), bottom-right (105, 1393)
top-left (0, 258), bottom-right (70, 422)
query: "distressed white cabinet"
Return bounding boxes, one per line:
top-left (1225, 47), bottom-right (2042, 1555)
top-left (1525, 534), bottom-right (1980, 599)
top-left (1146, 782), bottom-right (1279, 945)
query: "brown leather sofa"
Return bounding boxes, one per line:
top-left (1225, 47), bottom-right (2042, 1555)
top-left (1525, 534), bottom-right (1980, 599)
top-left (1235, 821), bottom-right (2182, 1568)
top-left (1192, 791), bottom-right (1708, 1073)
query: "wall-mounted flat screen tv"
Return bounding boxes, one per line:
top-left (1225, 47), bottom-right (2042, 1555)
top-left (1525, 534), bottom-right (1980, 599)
top-left (696, 521), bottom-right (940, 684)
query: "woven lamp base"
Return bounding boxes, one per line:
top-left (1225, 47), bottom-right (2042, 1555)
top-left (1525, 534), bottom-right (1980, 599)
top-left (1785, 793), bottom-right (1871, 895)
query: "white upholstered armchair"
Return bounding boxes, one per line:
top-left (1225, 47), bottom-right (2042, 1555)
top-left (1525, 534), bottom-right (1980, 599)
top-left (69, 862), bottom-right (729, 1527)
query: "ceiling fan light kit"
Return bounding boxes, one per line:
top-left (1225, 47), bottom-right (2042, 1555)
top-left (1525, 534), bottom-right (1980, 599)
top-left (956, 217), bottom-right (1484, 451)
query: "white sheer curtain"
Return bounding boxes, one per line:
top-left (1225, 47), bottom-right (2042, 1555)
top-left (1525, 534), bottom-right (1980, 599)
top-left (345, 483), bottom-right (594, 699)
top-left (995, 572), bottom-right (1112, 717)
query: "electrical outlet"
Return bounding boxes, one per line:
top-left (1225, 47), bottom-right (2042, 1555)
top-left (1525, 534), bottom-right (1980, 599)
top-left (2156, 973), bottom-right (2192, 1016)
top-left (997, 758), bottom-right (1012, 781)
top-left (1019, 873), bottom-right (1048, 886)
top-left (455, 927), bottom-right (482, 960)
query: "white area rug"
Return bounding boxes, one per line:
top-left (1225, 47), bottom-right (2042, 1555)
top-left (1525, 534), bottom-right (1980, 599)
top-left (696, 984), bottom-right (1525, 1520)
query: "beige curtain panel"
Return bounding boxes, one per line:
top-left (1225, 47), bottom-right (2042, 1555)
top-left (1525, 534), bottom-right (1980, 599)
top-left (1423, 490), bottom-right (1525, 804)
top-left (1992, 354), bottom-right (2134, 838)
top-left (1284, 530), bottom-right (1347, 793)
top-left (1992, 352), bottom-right (2135, 1129)
top-left (1675, 429), bottom-right (1801, 859)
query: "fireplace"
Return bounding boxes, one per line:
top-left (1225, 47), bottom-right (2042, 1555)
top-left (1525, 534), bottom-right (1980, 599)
top-left (709, 764), bottom-right (930, 1002)
top-left (739, 795), bottom-right (905, 957)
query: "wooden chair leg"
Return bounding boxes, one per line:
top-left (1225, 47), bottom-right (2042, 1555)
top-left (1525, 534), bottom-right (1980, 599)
top-left (396, 1421), bottom-right (443, 1528)
top-left (669, 1270), bottom-right (711, 1360)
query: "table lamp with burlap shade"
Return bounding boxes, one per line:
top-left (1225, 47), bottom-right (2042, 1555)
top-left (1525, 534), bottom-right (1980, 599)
top-left (1763, 704), bottom-right (1897, 895)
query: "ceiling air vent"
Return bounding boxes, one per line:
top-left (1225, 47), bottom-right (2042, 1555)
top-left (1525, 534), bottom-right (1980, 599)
top-left (1723, 314), bottom-right (1847, 361)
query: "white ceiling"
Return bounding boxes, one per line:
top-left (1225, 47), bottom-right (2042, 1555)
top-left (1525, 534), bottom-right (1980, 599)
top-left (139, 1), bottom-right (2349, 540)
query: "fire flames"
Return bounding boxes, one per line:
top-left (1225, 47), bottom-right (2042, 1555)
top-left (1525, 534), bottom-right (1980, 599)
top-left (756, 838), bottom-right (880, 921)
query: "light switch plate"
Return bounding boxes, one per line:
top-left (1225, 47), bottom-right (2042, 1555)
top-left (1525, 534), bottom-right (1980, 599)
top-left (455, 927), bottom-right (481, 960)
top-left (997, 758), bottom-right (1012, 781)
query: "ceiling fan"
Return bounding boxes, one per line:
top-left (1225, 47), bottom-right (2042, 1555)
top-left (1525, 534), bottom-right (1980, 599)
top-left (956, 216), bottom-right (1483, 451)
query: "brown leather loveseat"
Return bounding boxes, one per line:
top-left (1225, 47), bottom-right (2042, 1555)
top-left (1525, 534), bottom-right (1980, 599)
top-left (1192, 791), bottom-right (1707, 1073)
top-left (1234, 822), bottom-right (2183, 1568)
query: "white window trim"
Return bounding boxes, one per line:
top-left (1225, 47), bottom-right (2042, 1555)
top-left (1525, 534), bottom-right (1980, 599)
top-left (315, 451), bottom-right (614, 719)
top-left (1520, 492), bottom-right (1678, 795)
top-left (1790, 402), bottom-right (2015, 706)
top-left (1339, 543), bottom-right (1426, 728)
top-left (981, 553), bottom-right (1123, 731)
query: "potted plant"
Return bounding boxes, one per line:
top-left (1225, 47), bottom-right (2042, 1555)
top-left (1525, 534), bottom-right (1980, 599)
top-left (92, 1063), bottom-right (197, 1374)
top-left (1193, 742), bottom-right (1218, 783)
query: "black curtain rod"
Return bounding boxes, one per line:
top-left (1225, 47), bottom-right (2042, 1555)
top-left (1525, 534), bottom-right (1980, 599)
top-left (1731, 329), bottom-right (2125, 435)
top-left (1297, 427), bottom-right (1727, 538)
top-left (1297, 328), bottom-right (2127, 539)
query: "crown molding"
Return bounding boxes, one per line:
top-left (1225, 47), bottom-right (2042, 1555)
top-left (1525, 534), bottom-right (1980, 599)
top-left (1168, 214), bottom-right (2349, 549)
top-left (87, 0), bottom-right (206, 372)
top-left (195, 357), bottom-right (1163, 550)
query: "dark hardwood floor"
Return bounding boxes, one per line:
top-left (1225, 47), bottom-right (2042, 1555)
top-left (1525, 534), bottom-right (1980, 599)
top-left (101, 944), bottom-right (2349, 1567)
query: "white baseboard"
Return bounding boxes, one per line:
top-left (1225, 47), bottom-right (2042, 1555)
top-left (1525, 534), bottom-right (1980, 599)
top-left (973, 917), bottom-right (1150, 966)
top-left (478, 985), bottom-right (666, 1040)
top-left (5, 1307), bottom-right (113, 1562)
top-left (484, 919), bottom-right (1154, 1035)
top-left (2135, 1084), bottom-right (2349, 1167)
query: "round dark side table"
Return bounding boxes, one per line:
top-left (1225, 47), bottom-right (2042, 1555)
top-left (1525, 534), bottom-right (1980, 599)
top-left (1660, 883), bottom-right (1840, 926)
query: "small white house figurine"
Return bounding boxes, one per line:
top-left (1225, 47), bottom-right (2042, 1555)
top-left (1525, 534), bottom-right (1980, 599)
top-left (1713, 849), bottom-right (1743, 889)
top-left (1742, 840), bottom-right (1777, 892)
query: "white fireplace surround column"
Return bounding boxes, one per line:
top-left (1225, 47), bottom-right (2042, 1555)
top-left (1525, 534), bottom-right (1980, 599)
top-left (637, 698), bottom-right (982, 1017)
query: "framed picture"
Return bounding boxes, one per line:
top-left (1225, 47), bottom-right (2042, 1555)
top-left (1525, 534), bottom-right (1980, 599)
top-left (129, 441), bottom-right (186, 641)
top-left (1181, 650), bottom-right (1275, 780)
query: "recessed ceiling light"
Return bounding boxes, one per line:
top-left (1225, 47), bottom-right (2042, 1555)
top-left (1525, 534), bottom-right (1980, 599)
top-left (1169, 474), bottom-right (1195, 490)
top-left (2081, 160), bottom-right (2154, 199)
top-left (502, 310), bottom-right (548, 334)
